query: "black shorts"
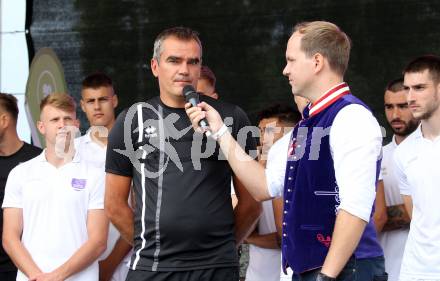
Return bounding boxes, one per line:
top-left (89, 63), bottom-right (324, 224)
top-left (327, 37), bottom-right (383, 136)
top-left (126, 267), bottom-right (239, 281)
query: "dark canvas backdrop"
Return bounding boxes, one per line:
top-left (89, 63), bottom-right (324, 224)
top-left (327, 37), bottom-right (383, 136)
top-left (29, 0), bottom-right (440, 140)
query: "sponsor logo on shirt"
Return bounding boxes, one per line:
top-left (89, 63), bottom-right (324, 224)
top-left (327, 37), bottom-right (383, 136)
top-left (71, 178), bottom-right (87, 190)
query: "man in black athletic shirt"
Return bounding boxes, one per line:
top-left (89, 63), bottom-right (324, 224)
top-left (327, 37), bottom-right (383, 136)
top-left (0, 93), bottom-right (41, 281)
top-left (105, 27), bottom-right (261, 281)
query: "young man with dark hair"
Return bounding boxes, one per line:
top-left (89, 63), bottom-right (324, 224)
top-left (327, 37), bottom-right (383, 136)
top-left (2, 93), bottom-right (108, 281)
top-left (245, 104), bottom-right (300, 281)
top-left (256, 104), bottom-right (301, 164)
top-left (186, 21), bottom-right (386, 280)
top-left (0, 93), bottom-right (41, 281)
top-left (373, 78), bottom-right (418, 281)
top-left (105, 27), bottom-right (261, 281)
top-left (394, 54), bottom-right (440, 280)
top-left (76, 72), bottom-right (132, 281)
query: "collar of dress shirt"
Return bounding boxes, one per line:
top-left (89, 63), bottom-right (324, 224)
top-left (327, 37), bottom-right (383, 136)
top-left (308, 82), bottom-right (350, 118)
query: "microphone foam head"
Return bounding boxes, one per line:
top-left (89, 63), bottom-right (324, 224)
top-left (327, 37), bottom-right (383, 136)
top-left (183, 85), bottom-right (198, 102)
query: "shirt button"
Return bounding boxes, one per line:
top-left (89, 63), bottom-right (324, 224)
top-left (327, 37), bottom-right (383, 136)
top-left (283, 222), bottom-right (286, 226)
top-left (288, 189), bottom-right (292, 192)
top-left (285, 200), bottom-right (289, 203)
top-left (293, 156), bottom-right (297, 160)
top-left (283, 233), bottom-right (287, 237)
top-left (284, 211), bottom-right (287, 214)
top-left (288, 177), bottom-right (292, 180)
top-left (290, 166), bottom-right (293, 170)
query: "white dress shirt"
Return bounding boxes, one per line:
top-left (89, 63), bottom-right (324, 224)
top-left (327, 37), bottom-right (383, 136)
top-left (266, 103), bottom-right (382, 222)
top-left (378, 137), bottom-right (408, 281)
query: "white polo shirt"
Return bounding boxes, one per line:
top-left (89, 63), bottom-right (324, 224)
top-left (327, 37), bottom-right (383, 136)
top-left (394, 126), bottom-right (440, 280)
top-left (378, 137), bottom-right (408, 281)
top-left (75, 131), bottom-right (131, 280)
top-left (74, 131), bottom-right (106, 169)
top-left (2, 151), bottom-right (104, 281)
top-left (245, 200), bottom-right (281, 281)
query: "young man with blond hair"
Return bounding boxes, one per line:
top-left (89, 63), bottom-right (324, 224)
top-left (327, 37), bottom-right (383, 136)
top-left (186, 21), bottom-right (386, 280)
top-left (2, 93), bottom-right (108, 281)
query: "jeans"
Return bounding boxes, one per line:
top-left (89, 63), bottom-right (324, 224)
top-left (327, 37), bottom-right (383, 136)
top-left (292, 256), bottom-right (387, 281)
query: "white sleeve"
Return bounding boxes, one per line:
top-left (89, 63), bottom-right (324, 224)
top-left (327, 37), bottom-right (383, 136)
top-left (88, 168), bottom-right (105, 210)
top-left (2, 165), bottom-right (24, 209)
top-left (378, 161), bottom-right (384, 181)
top-left (330, 104), bottom-right (383, 222)
top-left (393, 148), bottom-right (412, 196)
top-left (266, 133), bottom-right (290, 198)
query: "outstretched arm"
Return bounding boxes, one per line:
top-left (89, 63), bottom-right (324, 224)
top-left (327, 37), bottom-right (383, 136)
top-left (185, 102), bottom-right (271, 201)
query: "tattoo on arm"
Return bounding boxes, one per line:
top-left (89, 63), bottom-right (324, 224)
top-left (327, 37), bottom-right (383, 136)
top-left (382, 204), bottom-right (411, 232)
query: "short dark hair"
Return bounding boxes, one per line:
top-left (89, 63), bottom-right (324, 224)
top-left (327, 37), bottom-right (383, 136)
top-left (257, 104), bottom-right (301, 126)
top-left (82, 72), bottom-right (113, 90)
top-left (403, 54), bottom-right (440, 84)
top-left (0, 93), bottom-right (19, 121)
top-left (200, 65), bottom-right (216, 88)
top-left (386, 77), bottom-right (405, 92)
top-left (153, 26), bottom-right (202, 61)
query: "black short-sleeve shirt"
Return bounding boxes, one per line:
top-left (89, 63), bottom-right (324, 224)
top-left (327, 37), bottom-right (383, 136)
top-left (106, 95), bottom-right (256, 271)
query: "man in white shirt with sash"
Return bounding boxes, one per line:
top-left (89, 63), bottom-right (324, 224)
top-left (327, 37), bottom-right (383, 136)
top-left (186, 21), bottom-right (386, 281)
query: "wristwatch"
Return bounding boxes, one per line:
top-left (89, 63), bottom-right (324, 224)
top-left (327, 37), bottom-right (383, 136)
top-left (316, 272), bottom-right (336, 281)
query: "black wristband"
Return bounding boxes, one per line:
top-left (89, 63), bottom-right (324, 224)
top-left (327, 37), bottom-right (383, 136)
top-left (316, 272), bottom-right (336, 281)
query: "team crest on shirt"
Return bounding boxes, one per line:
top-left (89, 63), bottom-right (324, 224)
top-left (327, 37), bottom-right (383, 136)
top-left (144, 126), bottom-right (158, 138)
top-left (317, 233), bottom-right (332, 247)
top-left (71, 178), bottom-right (87, 190)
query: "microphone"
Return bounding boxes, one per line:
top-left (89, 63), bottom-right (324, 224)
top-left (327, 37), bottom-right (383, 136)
top-left (183, 85), bottom-right (211, 136)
